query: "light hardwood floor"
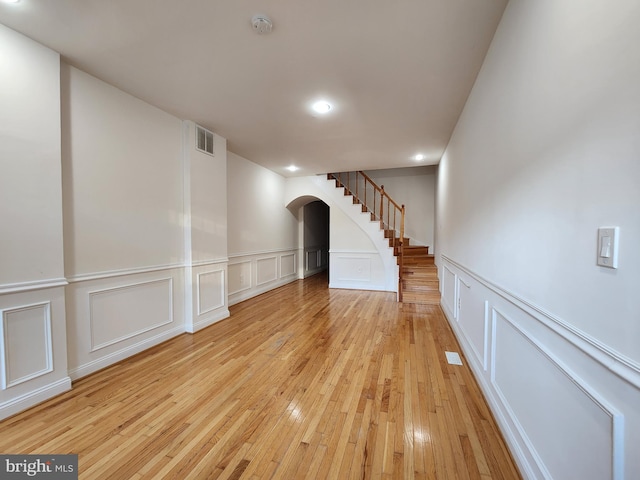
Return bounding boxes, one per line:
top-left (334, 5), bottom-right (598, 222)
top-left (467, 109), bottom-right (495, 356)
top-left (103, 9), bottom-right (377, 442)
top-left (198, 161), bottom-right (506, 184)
top-left (0, 273), bottom-right (521, 479)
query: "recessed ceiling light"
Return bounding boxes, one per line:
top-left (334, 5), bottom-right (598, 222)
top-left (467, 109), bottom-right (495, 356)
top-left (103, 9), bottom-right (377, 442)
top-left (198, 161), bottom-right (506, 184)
top-left (311, 101), bottom-right (332, 114)
top-left (286, 165), bottom-right (299, 172)
top-left (412, 154), bottom-right (425, 161)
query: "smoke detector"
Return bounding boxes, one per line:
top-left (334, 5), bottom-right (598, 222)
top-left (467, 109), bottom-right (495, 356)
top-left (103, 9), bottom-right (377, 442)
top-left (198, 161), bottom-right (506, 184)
top-left (251, 15), bottom-right (273, 34)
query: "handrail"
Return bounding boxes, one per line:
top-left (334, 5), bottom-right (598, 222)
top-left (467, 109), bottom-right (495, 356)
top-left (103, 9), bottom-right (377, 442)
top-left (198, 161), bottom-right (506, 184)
top-left (328, 171), bottom-right (406, 302)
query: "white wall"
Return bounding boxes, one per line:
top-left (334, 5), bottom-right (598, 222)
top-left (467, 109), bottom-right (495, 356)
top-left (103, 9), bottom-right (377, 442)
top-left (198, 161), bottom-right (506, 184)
top-left (0, 25), bottom-right (70, 418)
top-left (62, 65), bottom-right (186, 379)
top-left (436, 0), bottom-right (640, 478)
top-left (365, 166), bottom-right (436, 249)
top-left (227, 152), bottom-right (298, 304)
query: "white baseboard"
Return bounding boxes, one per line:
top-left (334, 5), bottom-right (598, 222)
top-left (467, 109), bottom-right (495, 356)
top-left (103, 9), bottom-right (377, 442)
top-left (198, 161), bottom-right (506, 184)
top-left (186, 309), bottom-right (230, 334)
top-left (68, 325), bottom-right (184, 381)
top-left (228, 276), bottom-right (298, 306)
top-left (0, 377), bottom-right (71, 421)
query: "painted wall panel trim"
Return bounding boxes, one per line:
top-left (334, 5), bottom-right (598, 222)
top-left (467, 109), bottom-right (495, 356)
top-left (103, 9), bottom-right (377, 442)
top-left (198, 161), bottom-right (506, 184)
top-left (228, 260), bottom-right (253, 296)
top-left (196, 270), bottom-right (225, 315)
top-left (491, 306), bottom-right (625, 480)
top-left (0, 377), bottom-right (71, 421)
top-left (229, 248), bottom-right (297, 258)
top-left (442, 265), bottom-right (457, 319)
top-left (442, 254), bottom-right (640, 389)
top-left (0, 278), bottom-right (68, 295)
top-left (68, 326), bottom-right (184, 381)
top-left (280, 253), bottom-right (296, 278)
top-left (256, 256), bottom-right (278, 286)
top-left (191, 258), bottom-right (229, 267)
top-left (68, 263), bottom-right (183, 283)
top-left (88, 278), bottom-right (173, 352)
top-left (0, 302), bottom-right (53, 389)
top-left (328, 249), bottom-right (378, 254)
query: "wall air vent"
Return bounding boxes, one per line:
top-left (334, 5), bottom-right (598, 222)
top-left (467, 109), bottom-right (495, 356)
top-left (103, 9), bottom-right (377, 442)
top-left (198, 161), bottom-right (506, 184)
top-left (196, 125), bottom-right (214, 156)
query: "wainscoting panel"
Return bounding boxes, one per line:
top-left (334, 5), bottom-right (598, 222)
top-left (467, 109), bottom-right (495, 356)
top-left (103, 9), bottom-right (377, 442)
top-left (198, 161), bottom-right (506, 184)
top-left (492, 309), bottom-right (622, 480)
top-left (228, 261), bottom-right (252, 295)
top-left (334, 256), bottom-right (371, 282)
top-left (303, 246), bottom-right (328, 278)
top-left (89, 278), bottom-right (173, 352)
top-left (197, 270), bottom-right (225, 315)
top-left (329, 251), bottom-right (393, 292)
top-left (1, 302), bottom-right (52, 389)
top-left (457, 278), bottom-right (488, 371)
top-left (66, 269), bottom-right (185, 380)
top-left (257, 256), bottom-right (278, 286)
top-left (186, 263), bottom-right (229, 334)
top-left (439, 255), bottom-right (637, 480)
top-left (442, 265), bottom-right (457, 319)
top-left (0, 287), bottom-right (70, 420)
top-left (228, 250), bottom-right (299, 306)
top-left (306, 250), bottom-right (320, 272)
top-left (280, 253), bottom-right (296, 278)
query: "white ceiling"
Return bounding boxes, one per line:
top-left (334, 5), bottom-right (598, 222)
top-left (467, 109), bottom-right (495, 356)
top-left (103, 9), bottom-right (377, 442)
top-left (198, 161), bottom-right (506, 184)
top-left (0, 0), bottom-right (507, 177)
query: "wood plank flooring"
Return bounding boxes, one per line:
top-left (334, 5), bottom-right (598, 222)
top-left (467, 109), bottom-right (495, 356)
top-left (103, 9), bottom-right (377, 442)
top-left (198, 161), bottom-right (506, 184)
top-left (0, 273), bottom-right (521, 479)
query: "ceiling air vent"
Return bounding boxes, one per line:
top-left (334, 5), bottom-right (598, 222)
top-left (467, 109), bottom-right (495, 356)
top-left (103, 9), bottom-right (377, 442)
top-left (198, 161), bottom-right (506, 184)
top-left (196, 125), bottom-right (214, 156)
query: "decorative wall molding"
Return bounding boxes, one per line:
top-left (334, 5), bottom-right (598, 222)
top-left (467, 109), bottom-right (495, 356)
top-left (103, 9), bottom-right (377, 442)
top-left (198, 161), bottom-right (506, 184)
top-left (228, 261), bottom-right (252, 295)
top-left (196, 270), bottom-right (225, 315)
top-left (256, 256), bottom-right (278, 286)
top-left (441, 255), bottom-right (636, 479)
top-left (0, 278), bottom-right (68, 295)
top-left (491, 307), bottom-right (624, 480)
top-left (441, 264), bottom-right (457, 319)
top-left (306, 250), bottom-right (320, 271)
top-left (229, 248), bottom-right (297, 258)
top-left (333, 256), bottom-right (372, 282)
top-left (441, 254), bottom-right (640, 389)
top-left (280, 253), bottom-right (296, 278)
top-left (328, 249), bottom-right (378, 254)
top-left (68, 325), bottom-right (184, 381)
top-left (191, 258), bottom-right (229, 267)
top-left (228, 250), bottom-right (299, 306)
top-left (0, 302), bottom-right (53, 389)
top-left (188, 308), bottom-right (230, 334)
top-left (67, 263), bottom-right (183, 283)
top-left (88, 278), bottom-right (173, 352)
top-left (0, 377), bottom-right (71, 421)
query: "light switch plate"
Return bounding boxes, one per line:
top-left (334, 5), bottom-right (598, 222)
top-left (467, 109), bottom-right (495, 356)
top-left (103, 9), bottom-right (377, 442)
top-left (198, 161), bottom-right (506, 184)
top-left (597, 226), bottom-right (619, 268)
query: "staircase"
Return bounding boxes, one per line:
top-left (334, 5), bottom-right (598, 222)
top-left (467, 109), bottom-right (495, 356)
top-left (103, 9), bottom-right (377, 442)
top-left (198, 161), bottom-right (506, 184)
top-left (328, 171), bottom-right (440, 305)
top-left (401, 246), bottom-right (440, 304)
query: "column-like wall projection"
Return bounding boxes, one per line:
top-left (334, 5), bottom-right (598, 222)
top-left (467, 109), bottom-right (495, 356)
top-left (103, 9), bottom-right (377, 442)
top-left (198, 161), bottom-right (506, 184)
top-left (0, 25), bottom-right (70, 419)
top-left (182, 121), bottom-right (229, 333)
top-left (62, 65), bottom-right (186, 380)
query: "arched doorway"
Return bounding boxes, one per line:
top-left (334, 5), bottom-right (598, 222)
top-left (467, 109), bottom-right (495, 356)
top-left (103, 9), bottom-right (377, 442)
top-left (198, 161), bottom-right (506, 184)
top-left (287, 196), bottom-right (329, 284)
